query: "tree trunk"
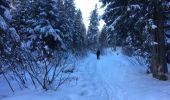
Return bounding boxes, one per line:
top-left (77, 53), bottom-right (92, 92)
top-left (151, 6), bottom-right (168, 80)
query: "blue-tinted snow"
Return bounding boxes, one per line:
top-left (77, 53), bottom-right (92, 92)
top-left (1, 48), bottom-right (170, 100)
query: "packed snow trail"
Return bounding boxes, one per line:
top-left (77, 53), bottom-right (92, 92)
top-left (83, 49), bottom-right (130, 100)
top-left (80, 49), bottom-right (170, 100)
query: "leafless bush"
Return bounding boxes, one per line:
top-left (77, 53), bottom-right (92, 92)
top-left (22, 51), bottom-right (75, 90)
top-left (0, 49), bottom-right (76, 92)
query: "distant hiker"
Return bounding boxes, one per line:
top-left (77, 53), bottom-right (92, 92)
top-left (96, 49), bottom-right (100, 59)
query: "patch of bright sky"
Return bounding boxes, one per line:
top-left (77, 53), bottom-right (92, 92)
top-left (75, 0), bottom-right (105, 30)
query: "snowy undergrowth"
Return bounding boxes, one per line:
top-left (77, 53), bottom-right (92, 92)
top-left (1, 48), bottom-right (170, 100)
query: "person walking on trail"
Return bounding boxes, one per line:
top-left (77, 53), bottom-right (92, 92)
top-left (96, 49), bottom-right (100, 60)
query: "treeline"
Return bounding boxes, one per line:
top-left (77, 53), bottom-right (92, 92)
top-left (100, 0), bottom-right (170, 80)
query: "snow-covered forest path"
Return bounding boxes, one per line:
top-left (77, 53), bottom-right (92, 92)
top-left (77, 49), bottom-right (132, 100)
top-left (77, 49), bottom-right (170, 100)
top-left (2, 49), bottom-right (170, 100)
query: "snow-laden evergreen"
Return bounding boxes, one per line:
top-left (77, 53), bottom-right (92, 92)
top-left (73, 9), bottom-right (86, 50)
top-left (99, 25), bottom-right (108, 49)
top-left (12, 0), bottom-right (65, 51)
top-left (87, 4), bottom-right (100, 50)
top-left (100, 0), bottom-right (170, 80)
top-left (1, 0), bottom-right (87, 90)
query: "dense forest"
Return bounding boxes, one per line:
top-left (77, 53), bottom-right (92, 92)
top-left (100, 0), bottom-right (170, 80)
top-left (0, 0), bottom-right (88, 91)
top-left (1, 0), bottom-right (170, 98)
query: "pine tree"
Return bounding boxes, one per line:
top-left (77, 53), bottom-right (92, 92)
top-left (148, 0), bottom-right (169, 80)
top-left (9, 0), bottom-right (86, 90)
top-left (73, 9), bottom-right (86, 50)
top-left (0, 0), bottom-right (21, 92)
top-left (87, 4), bottom-right (100, 50)
top-left (0, 0), bottom-right (20, 66)
top-left (12, 0), bottom-right (65, 52)
top-left (59, 0), bottom-right (76, 49)
top-left (10, 0), bottom-right (68, 90)
top-left (99, 25), bottom-right (108, 49)
top-left (101, 0), bottom-right (170, 80)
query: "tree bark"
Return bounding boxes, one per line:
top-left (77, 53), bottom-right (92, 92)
top-left (151, 5), bottom-right (168, 80)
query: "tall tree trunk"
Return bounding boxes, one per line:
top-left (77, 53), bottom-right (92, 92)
top-left (151, 5), bottom-right (168, 80)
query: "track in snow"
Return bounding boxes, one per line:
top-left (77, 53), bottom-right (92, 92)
top-left (81, 49), bottom-right (170, 100)
top-left (83, 51), bottom-right (129, 100)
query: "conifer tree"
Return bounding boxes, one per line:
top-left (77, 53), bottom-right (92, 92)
top-left (99, 25), bottom-right (108, 49)
top-left (73, 9), bottom-right (86, 50)
top-left (87, 4), bottom-right (100, 50)
top-left (100, 0), bottom-right (170, 80)
top-left (0, 0), bottom-right (21, 92)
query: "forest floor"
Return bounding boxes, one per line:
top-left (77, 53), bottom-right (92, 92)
top-left (1, 48), bottom-right (170, 100)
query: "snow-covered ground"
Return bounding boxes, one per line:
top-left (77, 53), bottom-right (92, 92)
top-left (1, 48), bottom-right (170, 100)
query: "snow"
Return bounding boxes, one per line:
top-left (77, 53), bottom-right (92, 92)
top-left (108, 16), bottom-right (121, 31)
top-left (33, 24), bottom-right (66, 49)
top-left (34, 25), bottom-right (63, 41)
top-left (166, 37), bottom-right (170, 44)
top-left (127, 7), bottom-right (131, 11)
top-left (4, 9), bottom-right (12, 20)
top-left (127, 4), bottom-right (140, 11)
top-left (152, 25), bottom-right (157, 29)
top-left (131, 4), bottom-right (141, 10)
top-left (9, 28), bottom-right (20, 42)
top-left (40, 12), bottom-right (47, 16)
top-left (0, 16), bottom-right (8, 31)
top-left (1, 48), bottom-right (170, 100)
top-left (151, 41), bottom-right (158, 45)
